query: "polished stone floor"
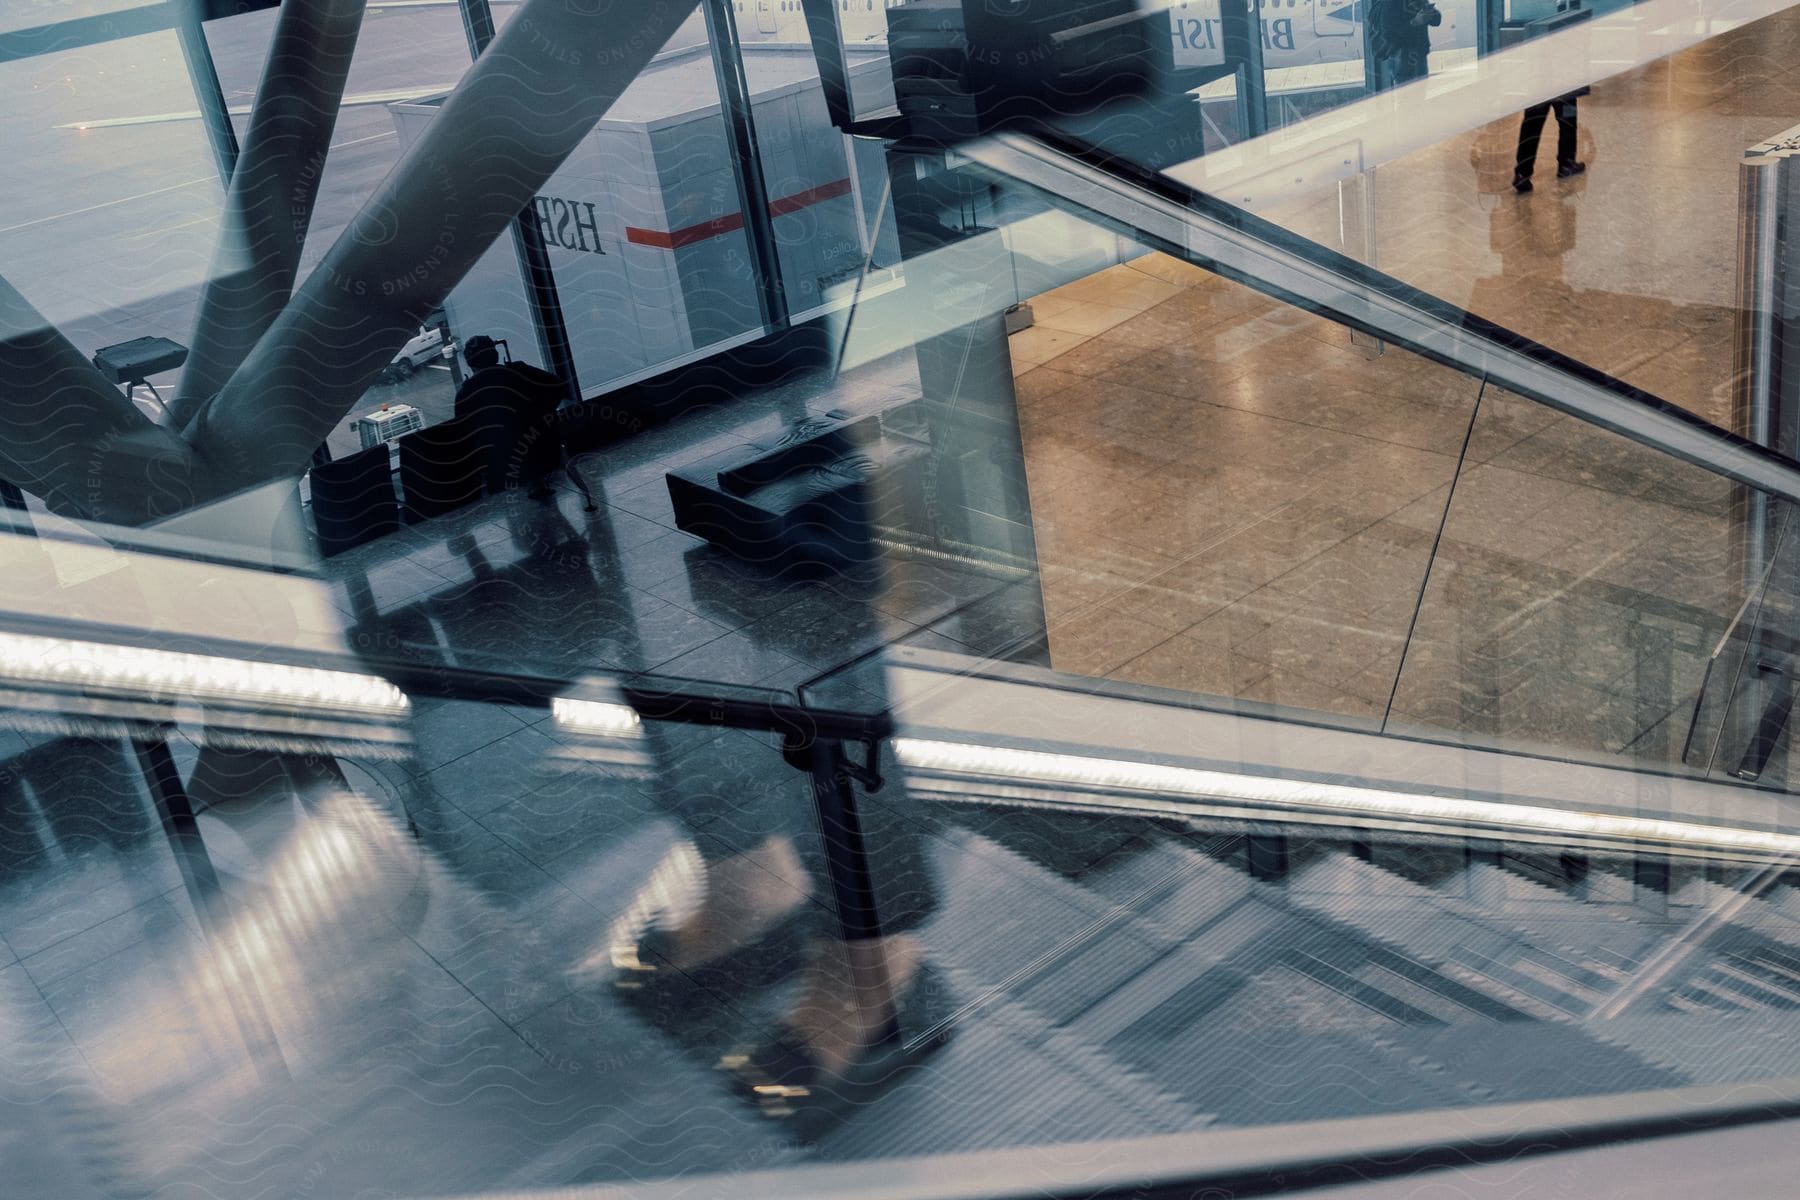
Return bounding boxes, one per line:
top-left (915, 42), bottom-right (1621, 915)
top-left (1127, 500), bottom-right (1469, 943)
top-left (1002, 4), bottom-right (1800, 772)
top-left (282, 11), bottom-right (1800, 781)
top-left (1013, 256), bottom-right (1744, 772)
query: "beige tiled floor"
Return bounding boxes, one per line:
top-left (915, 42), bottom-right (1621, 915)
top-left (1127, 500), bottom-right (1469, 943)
top-left (1004, 5), bottom-right (1800, 771)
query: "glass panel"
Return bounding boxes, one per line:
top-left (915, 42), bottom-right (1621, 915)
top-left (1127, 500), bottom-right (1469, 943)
top-left (537, 13), bottom-right (770, 398)
top-left (0, 29), bottom-right (223, 420)
top-left (1388, 395), bottom-right (1780, 771)
top-left (0, 0), bottom-right (157, 36)
top-left (1690, 499), bottom-right (1800, 790)
top-left (203, 3), bottom-right (495, 455)
top-left (861, 656), bottom-right (1800, 1143)
top-left (1011, 262), bottom-right (1479, 725)
top-left (735, 0), bottom-right (899, 121)
top-left (1249, 8), bottom-right (1798, 434)
top-left (16, 6), bottom-right (1800, 1193)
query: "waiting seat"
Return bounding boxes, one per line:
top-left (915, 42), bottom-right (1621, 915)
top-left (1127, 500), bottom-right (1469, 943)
top-left (665, 403), bottom-right (928, 574)
top-left (398, 414), bottom-right (487, 522)
top-left (308, 443), bottom-right (399, 555)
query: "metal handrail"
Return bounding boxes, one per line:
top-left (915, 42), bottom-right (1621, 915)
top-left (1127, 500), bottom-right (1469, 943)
top-left (958, 128), bottom-right (1800, 509)
top-left (424, 1073), bottom-right (1800, 1199)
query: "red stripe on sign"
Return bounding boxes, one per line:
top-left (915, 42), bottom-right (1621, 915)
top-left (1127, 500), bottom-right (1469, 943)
top-left (625, 177), bottom-right (852, 250)
top-left (626, 212), bottom-right (745, 249)
top-left (768, 176), bottom-right (853, 217)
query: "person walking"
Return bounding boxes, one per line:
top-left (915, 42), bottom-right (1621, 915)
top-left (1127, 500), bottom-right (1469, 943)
top-left (1513, 89), bottom-right (1588, 193)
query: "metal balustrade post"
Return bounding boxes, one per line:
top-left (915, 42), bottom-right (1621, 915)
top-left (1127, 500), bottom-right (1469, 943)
top-left (790, 734), bottom-right (901, 1045)
top-left (704, 0), bottom-right (790, 332)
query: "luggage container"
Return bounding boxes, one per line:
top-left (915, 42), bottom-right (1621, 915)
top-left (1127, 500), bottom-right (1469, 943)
top-left (388, 43), bottom-right (899, 400)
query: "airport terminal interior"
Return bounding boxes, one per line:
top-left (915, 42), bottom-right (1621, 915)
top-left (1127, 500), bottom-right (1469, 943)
top-left (12, 0), bottom-right (1800, 1197)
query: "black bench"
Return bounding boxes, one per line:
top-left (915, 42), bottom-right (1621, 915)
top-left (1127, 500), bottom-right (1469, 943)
top-left (309, 443), bottom-right (400, 556)
top-left (666, 403), bottom-right (929, 574)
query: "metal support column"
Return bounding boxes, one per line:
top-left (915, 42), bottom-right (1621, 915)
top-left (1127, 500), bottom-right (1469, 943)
top-left (175, 0), bottom-right (239, 185)
top-left (1721, 128), bottom-right (1800, 777)
top-left (798, 0), bottom-right (855, 132)
top-left (135, 738), bottom-right (291, 1084)
top-left (703, 0), bottom-right (789, 331)
top-left (1220, 0), bottom-right (1268, 140)
top-left (884, 142), bottom-right (1051, 662)
top-left (1475, 0), bottom-right (1504, 58)
top-left (456, 0), bottom-right (582, 405)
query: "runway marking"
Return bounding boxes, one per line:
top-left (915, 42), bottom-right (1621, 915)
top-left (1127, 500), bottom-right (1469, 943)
top-left (0, 174), bottom-right (213, 236)
top-left (0, 132), bottom-right (397, 238)
top-left (60, 90), bottom-right (451, 130)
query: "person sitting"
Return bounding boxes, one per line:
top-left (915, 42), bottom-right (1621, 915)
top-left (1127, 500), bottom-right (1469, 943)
top-left (453, 334), bottom-right (564, 500)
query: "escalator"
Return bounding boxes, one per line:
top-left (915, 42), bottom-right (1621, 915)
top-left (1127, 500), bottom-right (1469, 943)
top-left (15, 7), bottom-right (1800, 1199)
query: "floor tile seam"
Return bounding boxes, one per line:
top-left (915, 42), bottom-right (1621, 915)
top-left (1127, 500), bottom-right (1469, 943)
top-left (471, 808), bottom-right (601, 874)
top-left (1123, 297), bottom-right (1286, 342)
top-left (404, 932), bottom-right (575, 1059)
top-left (1612, 702), bottom-right (1691, 760)
top-left (14, 956), bottom-right (99, 1078)
top-left (1314, 486), bottom-right (1730, 632)
top-left (1084, 374), bottom-right (1474, 463)
top-left (646, 574), bottom-right (815, 628)
top-left (1421, 528), bottom-right (1727, 642)
top-left (417, 712), bottom-right (565, 780)
top-left (14, 907), bottom-right (187, 993)
top-left (1132, 480), bottom-right (1440, 623)
top-left (413, 722), bottom-right (538, 775)
top-left (1035, 552), bottom-right (1227, 632)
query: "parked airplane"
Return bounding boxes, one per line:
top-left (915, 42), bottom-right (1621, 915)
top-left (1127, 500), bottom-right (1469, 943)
top-left (730, 0), bottom-right (1473, 74)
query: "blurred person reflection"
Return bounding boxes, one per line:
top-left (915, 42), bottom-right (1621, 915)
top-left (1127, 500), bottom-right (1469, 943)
top-left (588, 732), bottom-right (948, 1128)
top-left (1368, 0), bottom-right (1440, 91)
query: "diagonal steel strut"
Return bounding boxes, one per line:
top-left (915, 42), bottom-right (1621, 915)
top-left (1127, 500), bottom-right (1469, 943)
top-left (172, 0), bottom-right (369, 432)
top-left (189, 0), bottom-right (702, 496)
top-left (0, 272), bottom-right (199, 522)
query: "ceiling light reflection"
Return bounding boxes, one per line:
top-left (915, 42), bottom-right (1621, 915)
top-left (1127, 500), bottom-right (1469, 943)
top-left (895, 738), bottom-right (1800, 859)
top-left (0, 631), bottom-right (409, 715)
top-left (552, 696), bottom-right (642, 735)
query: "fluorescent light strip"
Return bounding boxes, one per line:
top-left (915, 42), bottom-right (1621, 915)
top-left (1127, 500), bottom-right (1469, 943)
top-left (895, 739), bottom-right (1800, 858)
top-left (552, 697), bottom-right (642, 735)
top-left (0, 631), bottom-right (409, 715)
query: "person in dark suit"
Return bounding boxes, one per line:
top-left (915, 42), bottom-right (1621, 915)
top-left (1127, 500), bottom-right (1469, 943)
top-left (452, 334), bottom-right (563, 500)
top-left (1513, 89), bottom-right (1588, 193)
top-left (1369, 0), bottom-right (1441, 91)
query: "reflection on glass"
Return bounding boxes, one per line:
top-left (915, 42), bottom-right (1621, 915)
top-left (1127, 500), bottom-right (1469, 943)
top-left (13, 1), bottom-right (1800, 1196)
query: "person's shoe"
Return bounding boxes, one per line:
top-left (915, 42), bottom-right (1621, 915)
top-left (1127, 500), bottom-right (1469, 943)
top-left (1511, 173), bottom-right (1533, 194)
top-left (1557, 160), bottom-right (1586, 179)
top-left (717, 962), bottom-right (955, 1133)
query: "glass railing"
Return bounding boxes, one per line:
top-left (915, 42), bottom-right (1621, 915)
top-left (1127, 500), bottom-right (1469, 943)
top-left (1684, 498), bottom-right (1800, 788)
top-left (814, 122), bottom-right (1800, 782)
top-left (14, 528), bottom-right (1800, 1196)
